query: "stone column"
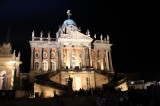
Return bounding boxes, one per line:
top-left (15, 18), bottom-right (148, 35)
top-left (6, 76), bottom-right (9, 90)
top-left (56, 49), bottom-right (58, 70)
top-left (48, 48), bottom-right (51, 71)
top-left (105, 50), bottom-right (109, 71)
top-left (61, 46), bottom-right (64, 68)
top-left (89, 46), bottom-right (92, 67)
top-left (69, 46), bottom-right (72, 69)
top-left (0, 77), bottom-right (3, 90)
top-left (31, 48), bottom-right (34, 71)
top-left (16, 64), bottom-right (19, 77)
top-left (11, 70), bottom-right (14, 90)
top-left (109, 49), bottom-right (114, 72)
top-left (95, 49), bottom-right (98, 69)
top-left (57, 49), bottom-right (60, 69)
top-left (39, 48), bottom-right (42, 71)
top-left (101, 49), bottom-right (104, 70)
top-left (86, 48), bottom-right (89, 67)
top-left (80, 48), bottom-right (83, 69)
top-left (66, 47), bottom-right (69, 68)
top-left (82, 48), bottom-right (85, 67)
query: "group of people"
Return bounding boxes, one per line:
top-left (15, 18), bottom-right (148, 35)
top-left (95, 84), bottom-right (160, 106)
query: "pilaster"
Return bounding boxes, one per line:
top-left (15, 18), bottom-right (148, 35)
top-left (31, 47), bottom-right (34, 71)
top-left (105, 50), bottom-right (109, 71)
top-left (39, 48), bottom-right (42, 71)
top-left (101, 49), bottom-right (104, 70)
top-left (48, 48), bottom-right (51, 70)
top-left (109, 49), bottom-right (114, 72)
top-left (89, 46), bottom-right (92, 67)
top-left (61, 45), bottom-right (64, 68)
top-left (69, 45), bottom-right (72, 69)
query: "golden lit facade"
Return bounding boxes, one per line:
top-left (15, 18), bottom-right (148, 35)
top-left (0, 43), bottom-right (22, 90)
top-left (30, 11), bottom-right (115, 95)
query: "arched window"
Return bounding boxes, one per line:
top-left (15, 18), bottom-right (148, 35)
top-left (0, 71), bottom-right (6, 90)
top-left (42, 61), bottom-right (48, 71)
top-left (34, 62), bottom-right (39, 71)
top-left (51, 61), bottom-right (56, 71)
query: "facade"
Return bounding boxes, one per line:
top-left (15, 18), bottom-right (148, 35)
top-left (30, 11), bottom-right (118, 97)
top-left (0, 43), bottom-right (22, 90)
top-left (128, 80), bottom-right (157, 89)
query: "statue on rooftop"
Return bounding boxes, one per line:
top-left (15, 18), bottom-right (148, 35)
top-left (67, 10), bottom-right (72, 19)
top-left (40, 31), bottom-right (43, 38)
top-left (100, 34), bottom-right (103, 41)
top-left (86, 29), bottom-right (90, 36)
top-left (32, 30), bottom-right (34, 37)
top-left (107, 35), bottom-right (110, 41)
top-left (94, 34), bottom-right (96, 39)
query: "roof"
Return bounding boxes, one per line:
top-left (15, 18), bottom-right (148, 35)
top-left (63, 19), bottom-right (77, 26)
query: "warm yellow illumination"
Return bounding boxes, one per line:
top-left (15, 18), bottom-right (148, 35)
top-left (115, 82), bottom-right (128, 91)
top-left (8, 61), bottom-right (16, 64)
top-left (70, 74), bottom-right (74, 78)
top-left (34, 83), bottom-right (63, 98)
top-left (75, 77), bottom-right (82, 90)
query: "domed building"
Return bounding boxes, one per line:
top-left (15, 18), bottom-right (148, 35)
top-left (29, 10), bottom-right (127, 97)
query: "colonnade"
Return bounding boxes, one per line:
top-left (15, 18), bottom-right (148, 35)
top-left (60, 45), bottom-right (92, 69)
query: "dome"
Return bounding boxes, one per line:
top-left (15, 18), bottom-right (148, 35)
top-left (63, 19), bottom-right (77, 26)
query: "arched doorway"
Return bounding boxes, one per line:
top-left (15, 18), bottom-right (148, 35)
top-left (34, 62), bottom-right (39, 71)
top-left (0, 71), bottom-right (6, 90)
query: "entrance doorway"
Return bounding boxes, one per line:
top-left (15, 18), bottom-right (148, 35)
top-left (75, 77), bottom-right (82, 90)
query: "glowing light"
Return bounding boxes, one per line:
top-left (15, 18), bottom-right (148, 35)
top-left (70, 74), bottom-right (74, 78)
top-left (8, 61), bottom-right (16, 64)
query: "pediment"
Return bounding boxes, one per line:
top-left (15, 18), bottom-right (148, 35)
top-left (60, 31), bottom-right (92, 40)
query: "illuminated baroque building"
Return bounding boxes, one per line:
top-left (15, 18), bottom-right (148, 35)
top-left (0, 42), bottom-right (21, 90)
top-left (29, 10), bottom-right (127, 97)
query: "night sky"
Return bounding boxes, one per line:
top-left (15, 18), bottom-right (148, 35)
top-left (0, 1), bottom-right (159, 79)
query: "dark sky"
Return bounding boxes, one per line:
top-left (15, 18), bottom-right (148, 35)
top-left (0, 0), bottom-right (159, 77)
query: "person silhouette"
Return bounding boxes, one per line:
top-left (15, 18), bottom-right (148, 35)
top-left (67, 75), bottom-right (73, 96)
top-left (68, 75), bottom-right (73, 88)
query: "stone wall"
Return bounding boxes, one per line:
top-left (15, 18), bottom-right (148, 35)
top-left (50, 72), bottom-right (61, 83)
top-left (34, 83), bottom-right (63, 98)
top-left (95, 73), bottom-right (108, 88)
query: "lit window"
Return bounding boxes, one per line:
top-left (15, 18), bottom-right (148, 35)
top-left (86, 77), bottom-right (90, 86)
top-left (66, 78), bottom-right (69, 85)
top-left (34, 62), bottom-right (39, 71)
top-left (42, 61), bottom-right (48, 71)
top-left (51, 62), bottom-right (56, 71)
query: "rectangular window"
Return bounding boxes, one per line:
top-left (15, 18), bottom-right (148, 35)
top-left (86, 77), bottom-right (90, 86)
top-left (66, 78), bottom-right (69, 85)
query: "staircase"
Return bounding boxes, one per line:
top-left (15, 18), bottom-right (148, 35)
top-left (35, 71), bottom-right (68, 90)
top-left (103, 73), bottom-right (127, 90)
